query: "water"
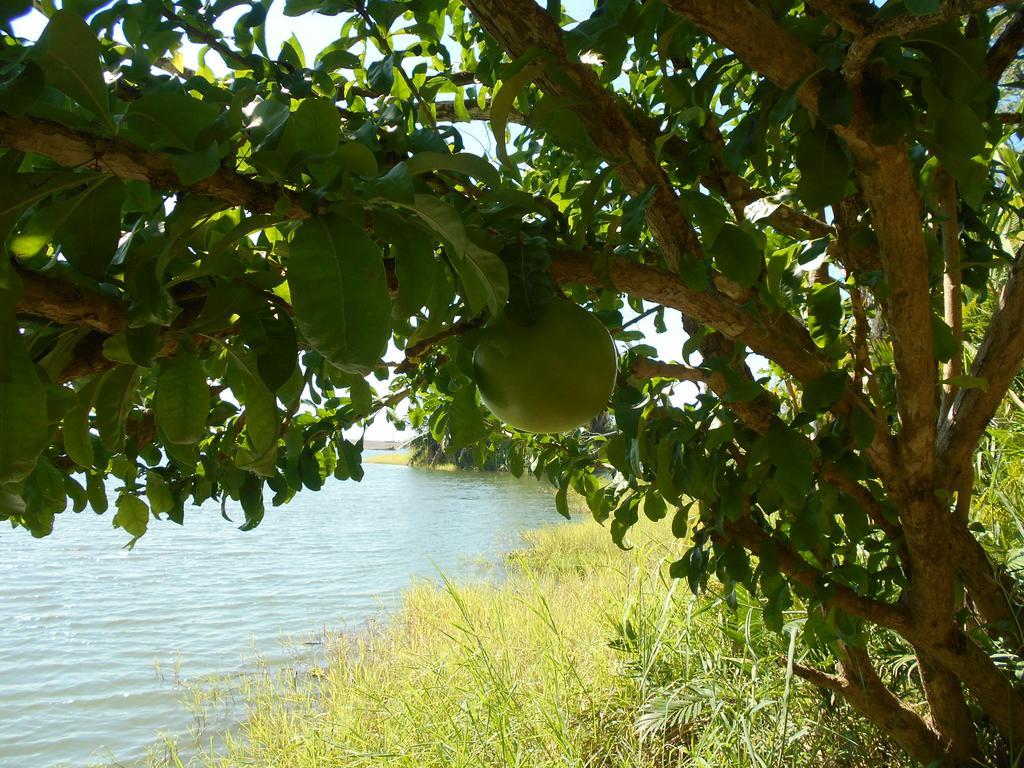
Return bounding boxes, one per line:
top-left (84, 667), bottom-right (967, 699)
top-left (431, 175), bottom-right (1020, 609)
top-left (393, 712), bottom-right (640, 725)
top-left (0, 459), bottom-right (562, 767)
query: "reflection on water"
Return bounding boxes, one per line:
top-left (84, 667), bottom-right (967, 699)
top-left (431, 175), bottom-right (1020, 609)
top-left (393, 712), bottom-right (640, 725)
top-left (0, 460), bottom-right (561, 767)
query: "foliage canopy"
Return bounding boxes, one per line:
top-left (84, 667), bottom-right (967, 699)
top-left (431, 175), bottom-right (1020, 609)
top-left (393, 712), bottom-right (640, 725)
top-left (1, 0), bottom-right (1024, 762)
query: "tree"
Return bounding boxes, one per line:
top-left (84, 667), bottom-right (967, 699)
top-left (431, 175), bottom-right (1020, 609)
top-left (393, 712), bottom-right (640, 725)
top-left (0, 0), bottom-right (1023, 761)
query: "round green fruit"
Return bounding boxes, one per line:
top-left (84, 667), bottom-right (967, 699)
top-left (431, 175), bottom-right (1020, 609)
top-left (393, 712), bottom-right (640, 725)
top-left (473, 301), bottom-right (617, 433)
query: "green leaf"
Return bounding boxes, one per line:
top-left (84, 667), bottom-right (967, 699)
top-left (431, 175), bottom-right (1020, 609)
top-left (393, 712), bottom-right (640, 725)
top-left (377, 210), bottom-right (443, 317)
top-left (10, 176), bottom-right (125, 279)
top-left (932, 313), bottom-right (957, 363)
top-left (334, 436), bottom-right (364, 481)
top-left (122, 92), bottom-right (222, 151)
top-left (146, 472), bottom-right (174, 516)
top-left (154, 351), bottom-right (210, 445)
top-left (762, 421), bottom-right (814, 510)
top-left (336, 142), bottom-right (379, 176)
top-left (282, 97), bottom-right (340, 159)
top-left (367, 54), bottom-right (395, 94)
top-left (709, 224), bottom-right (762, 289)
top-left (113, 493), bottom-right (149, 542)
top-left (448, 384), bottom-right (487, 449)
top-left (555, 478), bottom-right (570, 519)
top-left (817, 71), bottom-right (853, 127)
top-left (57, 177), bottom-right (125, 278)
top-left (365, 163), bottom-right (415, 203)
top-left (289, 215), bottom-right (391, 373)
top-left (490, 59), bottom-right (543, 178)
top-left (217, 342), bottom-right (278, 476)
top-left (0, 328), bottom-right (49, 483)
top-left (795, 125), bottom-right (850, 209)
top-left (679, 190), bottom-right (728, 246)
top-left (238, 472), bottom-right (265, 530)
top-left (0, 61), bottom-right (44, 115)
top-left (905, 0), bottom-right (941, 14)
top-left (942, 374), bottom-right (988, 391)
top-left (86, 472), bottom-right (107, 513)
top-left (170, 141), bottom-right (223, 186)
top-left (94, 365), bottom-right (139, 452)
top-left (404, 151), bottom-right (500, 187)
top-left (655, 438), bottom-right (680, 505)
top-left (63, 376), bottom-right (102, 469)
top-left (643, 490), bottom-right (667, 521)
top-left (401, 195), bottom-right (508, 315)
top-left (239, 307), bottom-right (298, 392)
top-left (807, 281), bottom-right (842, 346)
top-left (850, 404), bottom-right (876, 450)
top-left (671, 504), bottom-right (690, 539)
top-left (802, 370), bottom-right (847, 413)
top-left (31, 10), bottom-right (112, 127)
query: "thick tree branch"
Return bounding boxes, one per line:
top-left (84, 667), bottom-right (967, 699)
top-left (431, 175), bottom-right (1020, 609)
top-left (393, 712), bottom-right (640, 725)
top-left (914, 651), bottom-right (981, 764)
top-left (17, 269), bottom-right (127, 336)
top-left (630, 357), bottom-right (711, 385)
top-left (805, 0), bottom-right (872, 34)
top-left (987, 10), bottom-right (1024, 81)
top-left (433, 98), bottom-right (527, 124)
top-left (835, 644), bottom-right (950, 765)
top-left (0, 114), bottom-right (304, 218)
top-left (918, 626), bottom-right (1024, 740)
top-left (549, 250), bottom-right (828, 383)
top-left (950, 519), bottom-right (1024, 647)
top-left (845, 1), bottom-right (1004, 82)
top-left (464, 0), bottom-right (702, 270)
top-left (662, 0), bottom-right (935, 488)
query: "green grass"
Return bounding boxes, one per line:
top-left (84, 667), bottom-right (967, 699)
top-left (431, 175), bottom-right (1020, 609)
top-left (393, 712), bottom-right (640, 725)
top-left (156, 520), bottom-right (906, 768)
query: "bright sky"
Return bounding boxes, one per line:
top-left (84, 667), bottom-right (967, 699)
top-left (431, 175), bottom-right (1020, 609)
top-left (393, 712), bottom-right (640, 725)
top-left (10, 1), bottom-right (696, 442)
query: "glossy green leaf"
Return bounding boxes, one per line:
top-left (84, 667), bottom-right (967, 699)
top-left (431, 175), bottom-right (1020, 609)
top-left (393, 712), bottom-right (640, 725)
top-left (223, 345), bottom-right (279, 477)
top-left (448, 384), bottom-right (487, 450)
top-left (154, 351), bottom-right (210, 445)
top-left (709, 224), bottom-right (762, 289)
top-left (763, 421), bottom-right (814, 510)
top-left (31, 10), bottom-right (112, 127)
top-left (403, 151), bottom-right (500, 187)
top-left (402, 195), bottom-right (508, 315)
top-left (94, 365), bottom-right (140, 453)
top-left (239, 307), bottom-right (298, 391)
top-left (643, 491), bottom-right (667, 521)
top-left (146, 472), bottom-right (174, 516)
top-left (122, 92), bottom-right (222, 151)
top-left (289, 214), bottom-right (391, 373)
top-left (0, 329), bottom-right (49, 483)
top-left (113, 493), bottom-right (149, 541)
top-left (62, 376), bottom-right (102, 469)
top-left (795, 126), bottom-right (850, 209)
top-left (170, 141), bottom-right (223, 186)
top-left (490, 60), bottom-right (542, 177)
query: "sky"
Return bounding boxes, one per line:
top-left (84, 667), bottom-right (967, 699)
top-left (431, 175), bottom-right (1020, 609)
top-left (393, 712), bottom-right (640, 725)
top-left (10, 1), bottom-right (696, 442)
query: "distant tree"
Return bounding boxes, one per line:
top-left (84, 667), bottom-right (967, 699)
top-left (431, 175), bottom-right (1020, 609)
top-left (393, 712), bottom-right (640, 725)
top-left (0, 0), bottom-right (1023, 762)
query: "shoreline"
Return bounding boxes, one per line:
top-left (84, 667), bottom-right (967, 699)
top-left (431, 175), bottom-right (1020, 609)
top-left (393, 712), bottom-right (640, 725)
top-left (150, 520), bottom-right (905, 768)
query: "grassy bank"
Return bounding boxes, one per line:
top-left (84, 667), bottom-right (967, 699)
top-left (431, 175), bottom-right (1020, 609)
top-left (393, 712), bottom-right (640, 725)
top-left (363, 451), bottom-right (412, 466)
top-left (162, 521), bottom-right (904, 767)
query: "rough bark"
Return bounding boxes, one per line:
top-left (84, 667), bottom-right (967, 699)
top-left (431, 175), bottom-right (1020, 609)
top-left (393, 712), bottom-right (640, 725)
top-left (836, 645), bottom-right (952, 766)
top-left (0, 114), bottom-right (304, 218)
top-left (914, 651), bottom-right (981, 765)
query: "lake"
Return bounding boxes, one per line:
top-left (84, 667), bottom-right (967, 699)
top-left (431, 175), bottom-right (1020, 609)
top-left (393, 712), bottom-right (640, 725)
top-left (0, 459), bottom-right (563, 767)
